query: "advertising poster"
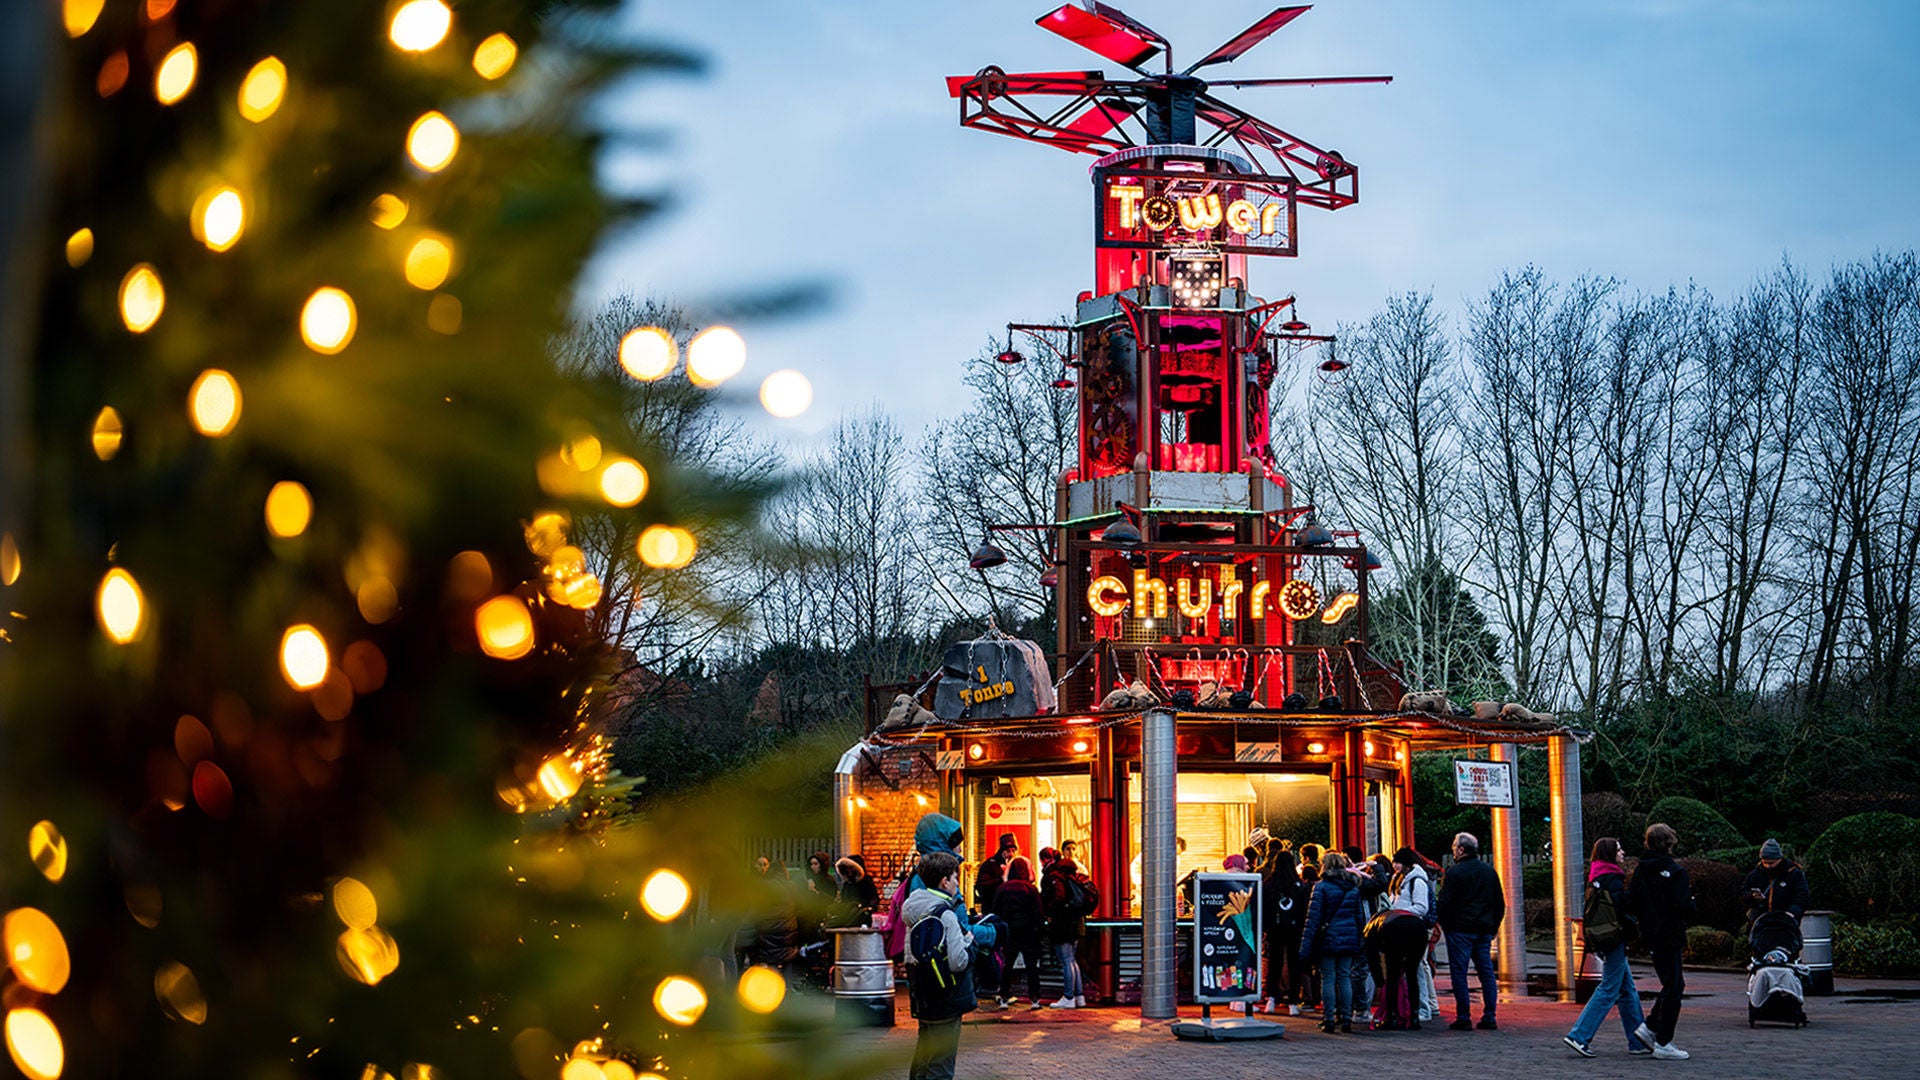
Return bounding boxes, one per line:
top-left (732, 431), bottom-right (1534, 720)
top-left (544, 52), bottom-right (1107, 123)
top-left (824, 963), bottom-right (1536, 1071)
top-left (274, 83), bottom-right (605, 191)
top-left (1453, 758), bottom-right (1516, 808)
top-left (1192, 872), bottom-right (1263, 1003)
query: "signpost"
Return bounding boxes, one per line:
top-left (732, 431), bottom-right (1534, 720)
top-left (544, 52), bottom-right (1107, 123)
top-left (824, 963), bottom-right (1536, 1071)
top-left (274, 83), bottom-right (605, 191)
top-left (1454, 758), bottom-right (1516, 808)
top-left (1171, 872), bottom-right (1282, 1041)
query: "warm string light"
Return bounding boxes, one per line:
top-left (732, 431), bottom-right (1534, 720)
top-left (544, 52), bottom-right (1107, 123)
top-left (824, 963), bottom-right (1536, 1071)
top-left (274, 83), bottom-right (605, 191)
top-left (280, 625), bottom-right (330, 690)
top-left (536, 755), bottom-right (583, 801)
top-left (239, 57), bottom-right (286, 121)
top-left (3, 1008), bottom-right (62, 1080)
top-left (333, 877), bottom-right (378, 930)
top-left (188, 369), bottom-right (242, 436)
top-left (685, 326), bottom-right (746, 387)
top-left (639, 870), bottom-right (690, 921)
top-left (301, 287), bottom-right (358, 353)
top-left (635, 526), bottom-right (695, 569)
top-left (0, 534), bottom-right (19, 587)
top-left (618, 327), bottom-right (676, 381)
top-left (97, 567), bottom-right (146, 643)
top-left (651, 977), bottom-right (707, 1026)
top-left (265, 481), bottom-right (313, 538)
top-left (403, 234), bottom-right (453, 289)
top-left (91, 406), bottom-right (123, 459)
top-left (154, 961), bottom-right (208, 1024)
top-left (370, 193), bottom-right (409, 229)
top-left (737, 966), bottom-right (786, 1013)
top-left (389, 1), bottom-right (453, 52)
top-left (27, 823), bottom-right (67, 883)
top-left (475, 595), bottom-right (534, 659)
top-left (3, 909), bottom-right (71, 993)
top-left (758, 370), bottom-right (813, 418)
top-left (119, 264), bottom-right (165, 333)
top-left (154, 42), bottom-right (198, 105)
top-left (63, 0), bottom-right (105, 37)
top-left (598, 459), bottom-right (647, 507)
top-left (407, 112), bottom-right (460, 172)
top-left (64, 227), bottom-right (93, 267)
top-left (193, 186), bottom-right (246, 251)
top-left (472, 33), bottom-right (519, 79)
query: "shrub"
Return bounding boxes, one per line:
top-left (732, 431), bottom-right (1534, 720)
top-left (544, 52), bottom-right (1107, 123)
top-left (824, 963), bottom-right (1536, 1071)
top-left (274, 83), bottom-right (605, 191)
top-left (1583, 792), bottom-right (1645, 856)
top-left (1803, 812), bottom-right (1920, 919)
top-left (1678, 857), bottom-right (1747, 932)
top-left (1522, 860), bottom-right (1554, 899)
top-left (1684, 926), bottom-right (1738, 965)
top-left (1525, 897), bottom-right (1555, 933)
top-left (1645, 796), bottom-right (1747, 855)
top-left (1699, 845), bottom-right (1759, 869)
top-left (1832, 920), bottom-right (1920, 978)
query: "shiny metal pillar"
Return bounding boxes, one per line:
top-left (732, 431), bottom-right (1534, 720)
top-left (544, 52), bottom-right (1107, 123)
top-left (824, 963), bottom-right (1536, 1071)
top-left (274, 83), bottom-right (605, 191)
top-left (1548, 736), bottom-right (1585, 1001)
top-left (1487, 742), bottom-right (1528, 996)
top-left (833, 744), bottom-right (863, 858)
top-left (1140, 708), bottom-right (1177, 1019)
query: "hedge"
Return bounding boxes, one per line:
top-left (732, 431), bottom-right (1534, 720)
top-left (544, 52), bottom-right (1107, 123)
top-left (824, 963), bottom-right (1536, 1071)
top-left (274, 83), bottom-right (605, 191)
top-left (1678, 857), bottom-right (1747, 932)
top-left (1645, 796), bottom-right (1747, 856)
top-left (1832, 919), bottom-right (1920, 978)
top-left (1684, 926), bottom-right (1739, 965)
top-left (1803, 812), bottom-right (1920, 919)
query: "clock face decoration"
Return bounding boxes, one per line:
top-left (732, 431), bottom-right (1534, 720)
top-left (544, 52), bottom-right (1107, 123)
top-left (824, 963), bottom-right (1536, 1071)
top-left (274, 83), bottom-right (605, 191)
top-left (1277, 579), bottom-right (1321, 621)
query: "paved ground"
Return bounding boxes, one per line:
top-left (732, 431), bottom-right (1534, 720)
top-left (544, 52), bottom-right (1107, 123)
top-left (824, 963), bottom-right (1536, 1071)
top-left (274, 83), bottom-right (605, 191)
top-left (840, 968), bottom-right (1920, 1080)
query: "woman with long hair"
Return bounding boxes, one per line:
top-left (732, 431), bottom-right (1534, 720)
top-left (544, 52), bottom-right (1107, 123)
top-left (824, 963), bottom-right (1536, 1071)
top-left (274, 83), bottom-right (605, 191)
top-left (1565, 837), bottom-right (1654, 1057)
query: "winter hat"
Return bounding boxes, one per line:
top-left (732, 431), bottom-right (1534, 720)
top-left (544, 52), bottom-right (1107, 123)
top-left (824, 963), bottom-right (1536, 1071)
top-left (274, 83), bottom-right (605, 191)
top-left (1248, 826), bottom-right (1270, 849)
top-left (1760, 838), bottom-right (1784, 860)
top-left (1224, 854), bottom-right (1249, 871)
top-left (998, 832), bottom-right (1018, 853)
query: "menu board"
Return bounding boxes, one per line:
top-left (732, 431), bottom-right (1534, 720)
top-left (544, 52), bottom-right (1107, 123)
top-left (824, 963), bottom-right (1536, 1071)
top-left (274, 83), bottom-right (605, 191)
top-left (1192, 872), bottom-right (1263, 1003)
top-left (1453, 759), bottom-right (1516, 808)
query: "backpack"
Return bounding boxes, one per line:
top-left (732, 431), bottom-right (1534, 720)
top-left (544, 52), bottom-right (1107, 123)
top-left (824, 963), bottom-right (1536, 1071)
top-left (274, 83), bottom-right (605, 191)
top-left (908, 895), bottom-right (964, 990)
top-left (1060, 872), bottom-right (1099, 916)
top-left (1583, 878), bottom-right (1635, 952)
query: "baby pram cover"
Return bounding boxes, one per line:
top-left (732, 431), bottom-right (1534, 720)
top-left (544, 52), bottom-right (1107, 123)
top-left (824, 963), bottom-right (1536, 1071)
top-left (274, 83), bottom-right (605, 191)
top-left (1746, 912), bottom-right (1809, 1027)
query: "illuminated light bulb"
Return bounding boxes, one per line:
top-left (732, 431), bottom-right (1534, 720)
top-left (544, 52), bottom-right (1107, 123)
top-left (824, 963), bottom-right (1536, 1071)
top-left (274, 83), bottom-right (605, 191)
top-left (3, 909), bottom-right (70, 993)
top-left (154, 42), bottom-right (197, 104)
top-left (64, 227), bottom-right (93, 267)
top-left (154, 960), bottom-right (208, 1024)
top-left (1394, 748), bottom-right (1406, 762)
top-left (194, 186), bottom-right (245, 251)
top-left (617, 327), bottom-right (676, 382)
top-left (97, 567), bottom-right (145, 643)
top-left (536, 755), bottom-right (582, 801)
top-left (403, 233), bottom-right (453, 290)
top-left (651, 976), bottom-right (707, 1026)
top-left (335, 926), bottom-right (400, 985)
top-left (473, 33), bottom-right (518, 79)
top-left (188, 369), bottom-right (241, 437)
top-left (738, 965), bottom-right (787, 1014)
top-left (27, 823), bottom-right (67, 884)
top-left (0, 534), bottom-right (18, 587)
top-left (301, 287), bottom-right (357, 354)
top-left (92, 406), bottom-right (123, 460)
top-left (357, 576), bottom-right (399, 624)
top-left (119, 263), bottom-right (165, 333)
top-left (524, 512), bottom-right (568, 557)
top-left (1306, 741), bottom-right (1326, 755)
top-left (1071, 739), bottom-right (1090, 754)
top-left (853, 796), bottom-right (870, 809)
top-left (758, 369), bottom-right (813, 418)
top-left (635, 525), bottom-right (695, 570)
top-left (389, 0), bottom-right (452, 52)
top-left (238, 56), bottom-right (286, 121)
top-left (601, 1064), bottom-right (636, 1080)
top-left (426, 293), bottom-right (462, 334)
top-left (406, 111), bottom-right (459, 172)
top-left (64, 0), bottom-right (105, 36)
top-left (265, 481), bottom-right (313, 538)
top-left (685, 326), bottom-right (746, 387)
top-left (1364, 740), bottom-right (1376, 756)
top-left (280, 624), bottom-right (329, 690)
top-left (370, 193), bottom-right (408, 229)
top-left (560, 1060), bottom-right (604, 1080)
top-left (639, 870), bottom-right (691, 921)
top-left (4, 1007), bottom-right (62, 1080)
top-left (598, 460), bottom-right (648, 507)
top-left (475, 595), bottom-right (534, 659)
top-left (332, 877), bottom-right (378, 931)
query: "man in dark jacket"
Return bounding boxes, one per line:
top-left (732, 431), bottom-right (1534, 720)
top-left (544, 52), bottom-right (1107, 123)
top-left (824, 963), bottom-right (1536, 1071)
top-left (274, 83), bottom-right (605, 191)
top-left (1628, 822), bottom-right (1696, 1061)
top-left (975, 833), bottom-right (1018, 912)
top-left (1434, 831), bottom-right (1505, 1031)
top-left (988, 855), bottom-right (1046, 1007)
top-left (1742, 838), bottom-right (1811, 925)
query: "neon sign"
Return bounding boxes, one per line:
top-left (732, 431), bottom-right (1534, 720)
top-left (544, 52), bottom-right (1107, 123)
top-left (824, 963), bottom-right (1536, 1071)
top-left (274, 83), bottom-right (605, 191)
top-left (1088, 569), bottom-right (1325, 621)
top-left (1110, 187), bottom-right (1285, 239)
top-left (1095, 168), bottom-right (1298, 257)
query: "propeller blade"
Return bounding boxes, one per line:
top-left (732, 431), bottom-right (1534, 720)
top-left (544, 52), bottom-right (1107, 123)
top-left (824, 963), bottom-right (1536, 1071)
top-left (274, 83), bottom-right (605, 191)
top-left (1089, 3), bottom-right (1168, 48)
top-left (1185, 6), bottom-right (1311, 73)
top-left (1206, 75), bottom-right (1394, 88)
top-left (947, 69), bottom-right (1105, 98)
top-left (1036, 4), bottom-right (1163, 71)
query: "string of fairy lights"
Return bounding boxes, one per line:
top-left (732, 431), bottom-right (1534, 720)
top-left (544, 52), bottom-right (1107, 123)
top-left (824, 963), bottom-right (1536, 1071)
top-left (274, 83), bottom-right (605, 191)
top-left (3, 4), bottom-right (820, 1079)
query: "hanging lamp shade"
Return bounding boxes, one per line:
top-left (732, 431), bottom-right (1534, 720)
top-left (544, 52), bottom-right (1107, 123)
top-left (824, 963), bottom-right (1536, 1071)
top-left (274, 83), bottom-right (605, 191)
top-left (1103, 519), bottom-right (1143, 547)
top-left (969, 540), bottom-right (1008, 570)
top-left (1298, 524), bottom-right (1335, 547)
top-left (1039, 567), bottom-right (1060, 589)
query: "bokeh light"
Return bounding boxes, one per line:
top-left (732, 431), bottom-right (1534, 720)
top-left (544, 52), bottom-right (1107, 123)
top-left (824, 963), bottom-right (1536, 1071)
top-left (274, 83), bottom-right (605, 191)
top-left (336, 926), bottom-right (400, 986)
top-left (3, 1008), bottom-right (62, 1080)
top-left (404, 234), bottom-right (453, 289)
top-left (389, 1), bottom-right (452, 52)
top-left (640, 870), bottom-right (690, 921)
top-left (154, 961), bottom-right (208, 1024)
top-left (238, 56), bottom-right (286, 121)
top-left (536, 755), bottom-right (582, 801)
top-left (560, 1060), bottom-right (603, 1080)
top-left (685, 326), bottom-right (746, 387)
top-left (64, 0), bottom-right (105, 37)
top-left (0, 534), bottom-right (17, 586)
top-left (407, 112), bottom-right (459, 172)
top-left (3, 909), bottom-right (70, 994)
top-left (118, 264), bottom-right (164, 333)
top-left (475, 596), bottom-right (534, 659)
top-left (194, 186), bottom-right (245, 251)
top-left (188, 369), bottom-right (241, 437)
top-left (357, 577), bottom-right (399, 624)
top-left (64, 227), bottom-right (92, 267)
top-left (651, 976), bottom-right (708, 1026)
top-left (301, 287), bottom-right (357, 353)
top-left (155, 42), bottom-right (197, 104)
top-left (332, 877), bottom-right (379, 930)
top-left (598, 460), bottom-right (648, 507)
top-left (97, 567), bottom-right (145, 643)
top-left (426, 293), bottom-right (462, 334)
top-left (636, 526), bottom-right (696, 569)
top-left (370, 193), bottom-right (409, 230)
top-left (759, 370), bottom-right (813, 418)
top-left (473, 33), bottom-right (518, 79)
top-left (738, 965), bottom-right (787, 1013)
top-left (27, 823), bottom-right (67, 884)
top-left (618, 327), bottom-right (676, 381)
top-left (265, 481), bottom-right (313, 538)
top-left (191, 761), bottom-right (233, 818)
top-left (91, 406), bottom-right (123, 460)
top-left (280, 624), bottom-right (329, 690)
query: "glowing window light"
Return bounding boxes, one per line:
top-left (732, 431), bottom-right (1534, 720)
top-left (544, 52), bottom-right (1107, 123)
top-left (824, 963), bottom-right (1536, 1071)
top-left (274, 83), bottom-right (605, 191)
top-left (4, 1007), bottom-right (62, 1080)
top-left (738, 965), bottom-right (787, 1013)
top-left (64, 227), bottom-right (93, 267)
top-left (598, 460), bottom-right (648, 507)
top-left (652, 976), bottom-right (707, 1026)
top-left (618, 327), bottom-right (676, 382)
top-left (389, 1), bottom-right (452, 52)
top-left (97, 568), bottom-right (145, 643)
top-left (404, 234), bottom-right (453, 290)
top-left (0, 534), bottom-right (17, 587)
top-left (64, 0), bottom-right (105, 37)
top-left (473, 33), bottom-right (518, 79)
top-left (475, 596), bottom-right (534, 659)
top-left (537, 755), bottom-right (582, 801)
top-left (188, 369), bottom-right (241, 437)
top-left (3, 909), bottom-right (70, 994)
top-left (27, 823), bottom-right (66, 884)
top-left (758, 370), bottom-right (813, 418)
top-left (265, 481), bottom-right (313, 538)
top-left (119, 264), bottom-right (165, 333)
top-left (406, 111), bottom-right (459, 172)
top-left (154, 42), bottom-right (197, 105)
top-left (154, 960), bottom-right (208, 1025)
top-left (193, 186), bottom-right (245, 251)
top-left (301, 287), bottom-right (357, 353)
top-left (685, 326), bottom-right (745, 388)
top-left (640, 870), bottom-right (691, 921)
top-left (370, 193), bottom-right (408, 230)
top-left (92, 406), bottom-right (123, 460)
top-left (635, 526), bottom-right (695, 570)
top-left (239, 56), bottom-right (286, 121)
top-left (332, 877), bottom-right (378, 930)
top-left (280, 625), bottom-right (329, 690)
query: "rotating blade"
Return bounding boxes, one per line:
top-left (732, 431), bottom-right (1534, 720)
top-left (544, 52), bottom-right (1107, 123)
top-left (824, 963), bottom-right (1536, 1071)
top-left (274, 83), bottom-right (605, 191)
top-left (1036, 4), bottom-right (1164, 70)
top-left (1186, 6), bottom-right (1312, 73)
top-left (1206, 75), bottom-right (1394, 88)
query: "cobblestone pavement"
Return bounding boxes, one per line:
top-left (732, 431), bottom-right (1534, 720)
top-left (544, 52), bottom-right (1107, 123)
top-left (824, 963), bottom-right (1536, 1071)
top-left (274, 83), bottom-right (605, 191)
top-left (840, 971), bottom-right (1920, 1080)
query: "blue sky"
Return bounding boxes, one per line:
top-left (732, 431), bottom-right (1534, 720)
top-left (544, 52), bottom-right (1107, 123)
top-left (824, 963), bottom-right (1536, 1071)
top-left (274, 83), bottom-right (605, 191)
top-left (587, 1), bottom-right (1920, 440)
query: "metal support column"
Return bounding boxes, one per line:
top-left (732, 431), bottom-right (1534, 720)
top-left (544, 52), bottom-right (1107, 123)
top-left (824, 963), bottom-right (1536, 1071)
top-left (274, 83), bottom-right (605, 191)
top-left (1140, 708), bottom-right (1177, 1019)
top-left (833, 745), bottom-right (862, 858)
top-left (1340, 729), bottom-right (1369, 850)
top-left (1548, 735), bottom-right (1585, 1001)
top-left (1487, 743), bottom-right (1527, 997)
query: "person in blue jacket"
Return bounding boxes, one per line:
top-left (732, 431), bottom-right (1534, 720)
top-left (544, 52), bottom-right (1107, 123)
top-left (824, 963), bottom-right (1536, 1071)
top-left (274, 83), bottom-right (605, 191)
top-left (885, 813), bottom-right (998, 961)
top-left (1299, 851), bottom-right (1368, 1033)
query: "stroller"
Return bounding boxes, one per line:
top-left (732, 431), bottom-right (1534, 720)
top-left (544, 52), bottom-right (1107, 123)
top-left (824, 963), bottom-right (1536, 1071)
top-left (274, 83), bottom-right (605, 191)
top-left (1746, 911), bottom-right (1809, 1028)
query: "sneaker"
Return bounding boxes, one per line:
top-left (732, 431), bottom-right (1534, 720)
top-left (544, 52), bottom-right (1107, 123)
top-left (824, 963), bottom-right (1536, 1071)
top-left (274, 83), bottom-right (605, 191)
top-left (995, 996), bottom-right (1013, 1010)
top-left (1028, 1001), bottom-right (1046, 1011)
top-left (1652, 1043), bottom-right (1690, 1061)
top-left (1634, 1023), bottom-right (1656, 1048)
top-left (1564, 1036), bottom-right (1596, 1058)
top-left (1449, 1018), bottom-right (1474, 1031)
top-left (1289, 1004), bottom-right (1303, 1016)
top-left (1047, 998), bottom-right (1077, 1010)
top-left (1075, 995), bottom-right (1087, 1007)
top-left (1477, 1017), bottom-right (1498, 1030)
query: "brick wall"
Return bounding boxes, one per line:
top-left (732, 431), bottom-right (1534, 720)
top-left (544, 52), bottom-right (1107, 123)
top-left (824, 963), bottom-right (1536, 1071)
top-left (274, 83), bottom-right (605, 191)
top-left (854, 745), bottom-right (941, 899)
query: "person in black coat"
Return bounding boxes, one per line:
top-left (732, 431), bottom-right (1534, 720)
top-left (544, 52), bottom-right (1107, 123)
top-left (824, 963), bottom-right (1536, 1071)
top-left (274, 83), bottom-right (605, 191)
top-left (827, 855), bottom-right (880, 928)
top-left (1434, 831), bottom-right (1505, 1030)
top-left (1263, 847), bottom-right (1308, 1010)
top-left (1628, 822), bottom-right (1697, 1060)
top-left (1742, 838), bottom-right (1811, 925)
top-left (988, 855), bottom-right (1046, 1006)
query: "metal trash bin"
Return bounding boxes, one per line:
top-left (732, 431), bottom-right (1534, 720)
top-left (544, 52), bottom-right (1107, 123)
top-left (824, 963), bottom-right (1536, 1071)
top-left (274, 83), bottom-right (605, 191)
top-left (1800, 911), bottom-right (1834, 996)
top-left (828, 927), bottom-right (896, 1027)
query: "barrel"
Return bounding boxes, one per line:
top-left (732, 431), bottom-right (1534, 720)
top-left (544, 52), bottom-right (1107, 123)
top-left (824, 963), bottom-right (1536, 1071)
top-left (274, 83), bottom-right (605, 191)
top-left (828, 927), bottom-right (896, 1027)
top-left (1800, 911), bottom-right (1834, 996)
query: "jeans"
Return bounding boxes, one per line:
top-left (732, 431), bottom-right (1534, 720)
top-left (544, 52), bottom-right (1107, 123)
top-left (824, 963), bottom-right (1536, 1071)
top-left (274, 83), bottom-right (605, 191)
top-left (1055, 940), bottom-right (1083, 1000)
top-left (1648, 944), bottom-right (1685, 1045)
top-left (1566, 942), bottom-right (1649, 1048)
top-left (1318, 952), bottom-right (1358, 1023)
top-left (1444, 930), bottom-right (1497, 1021)
top-left (1002, 931), bottom-right (1045, 1001)
top-left (909, 1017), bottom-right (961, 1080)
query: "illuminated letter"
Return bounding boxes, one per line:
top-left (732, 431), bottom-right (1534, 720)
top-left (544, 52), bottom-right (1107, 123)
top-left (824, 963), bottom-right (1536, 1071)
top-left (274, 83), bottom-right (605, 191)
top-left (1133, 568), bottom-right (1168, 619)
top-left (1177, 193), bottom-right (1223, 231)
top-left (1250, 580), bottom-right (1272, 619)
top-left (1260, 202), bottom-right (1283, 237)
top-left (1142, 196), bottom-right (1177, 232)
top-left (1088, 575), bottom-right (1129, 617)
top-left (1225, 199), bottom-right (1258, 235)
top-left (1220, 572), bottom-right (1245, 617)
top-left (1322, 591), bottom-right (1358, 623)
top-left (1176, 577), bottom-right (1212, 618)
top-left (1277, 579), bottom-right (1321, 620)
top-left (1110, 185), bottom-right (1146, 229)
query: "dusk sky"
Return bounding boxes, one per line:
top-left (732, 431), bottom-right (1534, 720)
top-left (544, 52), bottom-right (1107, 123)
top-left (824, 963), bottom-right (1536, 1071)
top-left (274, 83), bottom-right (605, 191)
top-left (587, 0), bottom-right (1920, 441)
